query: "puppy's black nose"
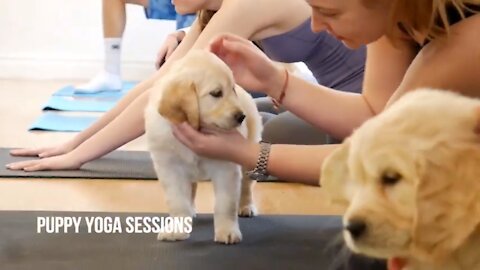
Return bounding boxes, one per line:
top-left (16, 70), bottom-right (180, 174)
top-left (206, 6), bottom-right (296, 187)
top-left (345, 219), bottom-right (367, 239)
top-left (234, 112), bottom-right (246, 124)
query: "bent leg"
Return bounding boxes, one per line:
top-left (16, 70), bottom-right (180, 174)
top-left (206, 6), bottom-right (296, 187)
top-left (262, 112), bottom-right (329, 145)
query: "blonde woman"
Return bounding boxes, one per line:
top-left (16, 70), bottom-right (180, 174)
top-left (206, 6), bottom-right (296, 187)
top-left (171, 0), bottom-right (480, 184)
top-left (7, 0), bottom-right (365, 171)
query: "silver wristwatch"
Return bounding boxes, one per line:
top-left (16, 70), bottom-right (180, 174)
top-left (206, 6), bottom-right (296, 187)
top-left (246, 142), bottom-right (272, 181)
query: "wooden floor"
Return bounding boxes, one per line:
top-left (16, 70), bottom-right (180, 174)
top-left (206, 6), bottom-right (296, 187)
top-left (0, 79), bottom-right (343, 215)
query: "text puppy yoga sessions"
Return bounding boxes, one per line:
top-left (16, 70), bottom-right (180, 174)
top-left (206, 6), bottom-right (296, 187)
top-left (37, 216), bottom-right (193, 234)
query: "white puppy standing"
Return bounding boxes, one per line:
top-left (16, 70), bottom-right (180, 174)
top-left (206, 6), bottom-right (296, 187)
top-left (145, 50), bottom-right (262, 244)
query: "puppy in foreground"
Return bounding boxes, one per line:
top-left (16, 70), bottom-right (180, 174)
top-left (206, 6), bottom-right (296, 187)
top-left (321, 89), bottom-right (480, 270)
top-left (145, 50), bottom-right (262, 244)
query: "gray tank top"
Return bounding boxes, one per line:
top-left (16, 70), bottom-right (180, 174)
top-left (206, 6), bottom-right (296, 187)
top-left (259, 18), bottom-right (365, 93)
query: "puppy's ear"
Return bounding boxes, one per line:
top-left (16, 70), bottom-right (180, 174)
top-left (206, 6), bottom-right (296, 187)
top-left (321, 139), bottom-right (352, 206)
top-left (412, 126), bottom-right (480, 262)
top-left (158, 79), bottom-right (200, 130)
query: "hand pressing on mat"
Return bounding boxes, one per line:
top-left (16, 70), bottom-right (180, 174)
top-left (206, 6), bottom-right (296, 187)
top-left (10, 142), bottom-right (76, 158)
top-left (6, 153), bottom-right (82, 171)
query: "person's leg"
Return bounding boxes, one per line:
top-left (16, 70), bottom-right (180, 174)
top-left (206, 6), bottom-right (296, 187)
top-left (77, 0), bottom-right (149, 93)
top-left (256, 97), bottom-right (339, 145)
top-left (262, 112), bottom-right (329, 145)
top-left (176, 14), bottom-right (197, 29)
top-left (255, 97), bottom-right (284, 115)
top-left (143, 0), bottom-right (177, 21)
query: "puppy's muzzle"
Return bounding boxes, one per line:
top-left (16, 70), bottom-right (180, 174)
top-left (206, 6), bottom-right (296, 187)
top-left (234, 111), bottom-right (246, 124)
top-left (345, 219), bottom-right (367, 240)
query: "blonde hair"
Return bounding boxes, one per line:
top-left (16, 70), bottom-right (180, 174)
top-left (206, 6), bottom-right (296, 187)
top-left (197, 10), bottom-right (217, 30)
top-left (379, 0), bottom-right (480, 42)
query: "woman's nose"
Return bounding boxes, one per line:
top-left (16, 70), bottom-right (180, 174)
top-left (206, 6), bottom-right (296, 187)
top-left (310, 15), bottom-right (328, 33)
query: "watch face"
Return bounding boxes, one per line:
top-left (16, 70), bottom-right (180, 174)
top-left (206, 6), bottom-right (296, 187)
top-left (251, 172), bottom-right (261, 179)
top-left (248, 171), bottom-right (267, 181)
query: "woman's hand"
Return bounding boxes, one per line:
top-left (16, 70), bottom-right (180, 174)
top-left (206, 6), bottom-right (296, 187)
top-left (155, 31), bottom-right (186, 69)
top-left (172, 122), bottom-right (259, 166)
top-left (209, 33), bottom-right (285, 97)
top-left (6, 153), bottom-right (83, 172)
top-left (9, 141), bottom-right (76, 158)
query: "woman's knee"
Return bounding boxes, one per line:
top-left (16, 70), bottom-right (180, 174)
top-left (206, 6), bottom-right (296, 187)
top-left (126, 0), bottom-right (149, 7)
top-left (262, 113), bottom-right (329, 145)
top-left (255, 97), bottom-right (277, 114)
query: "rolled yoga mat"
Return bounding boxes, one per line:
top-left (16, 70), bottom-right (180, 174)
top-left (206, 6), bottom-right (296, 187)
top-left (0, 148), bottom-right (157, 180)
top-left (0, 211), bottom-right (386, 270)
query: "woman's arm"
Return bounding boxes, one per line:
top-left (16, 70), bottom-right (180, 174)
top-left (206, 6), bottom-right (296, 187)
top-left (280, 36), bottom-right (417, 138)
top-left (237, 141), bottom-right (339, 185)
top-left (211, 34), bottom-right (417, 139)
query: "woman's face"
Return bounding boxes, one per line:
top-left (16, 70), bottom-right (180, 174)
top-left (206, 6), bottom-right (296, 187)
top-left (172, 0), bottom-right (219, 14)
top-left (306, 0), bottom-right (393, 48)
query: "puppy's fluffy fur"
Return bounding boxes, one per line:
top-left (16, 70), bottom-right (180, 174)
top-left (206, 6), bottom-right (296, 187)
top-left (321, 89), bottom-right (480, 269)
top-left (145, 50), bottom-right (262, 244)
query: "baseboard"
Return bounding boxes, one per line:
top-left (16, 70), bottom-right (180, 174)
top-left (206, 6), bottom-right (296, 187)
top-left (0, 57), bottom-right (156, 81)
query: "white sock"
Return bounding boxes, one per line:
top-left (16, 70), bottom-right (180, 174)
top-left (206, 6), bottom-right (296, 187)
top-left (75, 38), bottom-right (123, 93)
top-left (104, 38), bottom-right (122, 75)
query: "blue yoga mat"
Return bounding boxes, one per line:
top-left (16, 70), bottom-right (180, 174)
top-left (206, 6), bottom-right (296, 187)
top-left (43, 82), bottom-right (137, 112)
top-left (29, 112), bottom-right (98, 132)
top-left (53, 82), bottom-right (137, 97)
top-left (43, 96), bottom-right (117, 112)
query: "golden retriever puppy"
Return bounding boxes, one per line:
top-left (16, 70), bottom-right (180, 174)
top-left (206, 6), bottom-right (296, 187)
top-left (321, 89), bottom-right (480, 270)
top-left (144, 50), bottom-right (262, 244)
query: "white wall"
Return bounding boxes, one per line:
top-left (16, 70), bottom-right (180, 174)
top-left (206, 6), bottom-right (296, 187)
top-left (0, 0), bottom-right (176, 80)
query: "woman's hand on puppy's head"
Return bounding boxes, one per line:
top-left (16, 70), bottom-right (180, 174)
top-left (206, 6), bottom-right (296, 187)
top-left (209, 33), bottom-right (284, 97)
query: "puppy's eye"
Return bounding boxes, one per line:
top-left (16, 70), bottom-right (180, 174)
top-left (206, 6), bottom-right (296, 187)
top-left (210, 89), bottom-right (223, 98)
top-left (381, 171), bottom-right (402, 186)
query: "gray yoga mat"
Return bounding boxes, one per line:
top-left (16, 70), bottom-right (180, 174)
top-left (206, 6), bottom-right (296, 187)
top-left (0, 211), bottom-right (386, 270)
top-left (1, 148), bottom-right (280, 182)
top-left (1, 148), bottom-right (157, 179)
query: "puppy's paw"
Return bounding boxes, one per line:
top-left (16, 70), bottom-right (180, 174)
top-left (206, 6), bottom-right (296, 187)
top-left (238, 204), bottom-right (257, 217)
top-left (214, 225), bottom-right (242, 244)
top-left (157, 232), bottom-right (190, 242)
